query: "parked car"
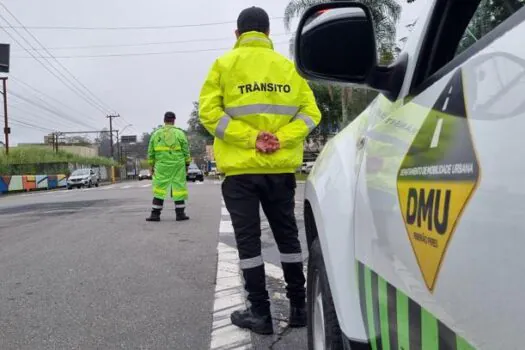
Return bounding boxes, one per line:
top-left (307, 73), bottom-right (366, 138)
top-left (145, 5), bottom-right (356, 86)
top-left (186, 164), bottom-right (204, 182)
top-left (67, 168), bottom-right (99, 189)
top-left (301, 162), bottom-right (315, 174)
top-left (294, 2), bottom-right (525, 349)
top-left (138, 169), bottom-right (152, 181)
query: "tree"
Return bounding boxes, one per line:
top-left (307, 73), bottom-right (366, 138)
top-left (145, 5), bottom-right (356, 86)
top-left (187, 101), bottom-right (213, 143)
top-left (64, 136), bottom-right (92, 146)
top-left (457, 0), bottom-right (525, 55)
top-left (186, 101), bottom-right (213, 166)
top-left (284, 0), bottom-right (401, 127)
top-left (95, 129), bottom-right (112, 158)
top-left (284, 0), bottom-right (401, 59)
top-left (308, 83), bottom-right (341, 145)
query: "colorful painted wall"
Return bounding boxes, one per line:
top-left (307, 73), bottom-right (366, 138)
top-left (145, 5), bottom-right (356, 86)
top-left (0, 175), bottom-right (67, 194)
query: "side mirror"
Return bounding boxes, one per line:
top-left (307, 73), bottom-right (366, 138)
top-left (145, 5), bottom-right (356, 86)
top-left (294, 2), bottom-right (407, 100)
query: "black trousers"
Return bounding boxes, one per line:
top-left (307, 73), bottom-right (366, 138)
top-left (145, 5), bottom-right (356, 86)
top-left (222, 174), bottom-right (306, 314)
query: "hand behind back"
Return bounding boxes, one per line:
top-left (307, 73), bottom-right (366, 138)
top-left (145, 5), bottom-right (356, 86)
top-left (256, 132), bottom-right (280, 154)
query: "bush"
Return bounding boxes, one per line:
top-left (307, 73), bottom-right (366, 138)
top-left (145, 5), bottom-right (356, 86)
top-left (0, 147), bottom-right (116, 175)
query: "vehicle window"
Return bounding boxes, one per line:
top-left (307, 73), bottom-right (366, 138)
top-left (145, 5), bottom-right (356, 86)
top-left (411, 0), bottom-right (525, 92)
top-left (72, 169), bottom-right (89, 176)
top-left (456, 0), bottom-right (525, 56)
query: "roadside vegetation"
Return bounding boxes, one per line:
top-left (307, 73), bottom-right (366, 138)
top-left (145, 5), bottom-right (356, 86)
top-left (0, 147), bottom-right (116, 175)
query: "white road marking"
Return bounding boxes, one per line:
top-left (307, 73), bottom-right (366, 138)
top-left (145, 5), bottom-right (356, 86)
top-left (219, 220), bottom-right (234, 233)
top-left (265, 260), bottom-right (284, 280)
top-left (141, 184), bottom-right (152, 188)
top-left (210, 205), bottom-right (252, 350)
top-left (121, 185), bottom-right (133, 189)
top-left (211, 201), bottom-right (298, 349)
top-left (430, 118), bottom-right (444, 149)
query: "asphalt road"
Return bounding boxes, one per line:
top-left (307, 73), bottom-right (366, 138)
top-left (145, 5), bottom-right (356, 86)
top-left (0, 180), bottom-right (309, 350)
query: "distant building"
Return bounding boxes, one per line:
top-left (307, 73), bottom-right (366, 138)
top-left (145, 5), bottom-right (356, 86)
top-left (205, 145), bottom-right (214, 161)
top-left (44, 134), bottom-right (54, 145)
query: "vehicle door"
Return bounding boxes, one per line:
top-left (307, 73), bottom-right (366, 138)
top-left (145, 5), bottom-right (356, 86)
top-left (354, 1), bottom-right (525, 348)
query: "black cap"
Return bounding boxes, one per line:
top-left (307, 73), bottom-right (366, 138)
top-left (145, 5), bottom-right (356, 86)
top-left (237, 7), bottom-right (270, 35)
top-left (164, 111), bottom-right (176, 122)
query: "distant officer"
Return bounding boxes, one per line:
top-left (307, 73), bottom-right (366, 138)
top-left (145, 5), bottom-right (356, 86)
top-left (146, 111), bottom-right (191, 222)
top-left (199, 7), bottom-right (321, 335)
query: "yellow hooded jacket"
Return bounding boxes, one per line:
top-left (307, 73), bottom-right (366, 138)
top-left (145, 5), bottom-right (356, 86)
top-left (199, 31), bottom-right (321, 176)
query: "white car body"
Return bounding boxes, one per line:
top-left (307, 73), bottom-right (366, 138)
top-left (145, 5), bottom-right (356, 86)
top-left (67, 169), bottom-right (100, 189)
top-left (303, 0), bottom-right (525, 348)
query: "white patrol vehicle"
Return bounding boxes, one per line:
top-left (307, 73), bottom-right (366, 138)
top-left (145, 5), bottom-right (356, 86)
top-left (294, 1), bottom-right (525, 349)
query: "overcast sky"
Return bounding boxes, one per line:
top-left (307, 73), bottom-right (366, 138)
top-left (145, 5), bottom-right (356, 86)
top-left (0, 0), bottom-right (427, 146)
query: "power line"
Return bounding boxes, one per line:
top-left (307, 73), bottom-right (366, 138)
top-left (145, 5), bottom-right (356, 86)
top-left (11, 33), bottom-right (292, 52)
top-left (14, 41), bottom-right (290, 59)
top-left (9, 90), bottom-right (97, 129)
top-left (0, 2), bottom-right (116, 115)
top-left (8, 103), bottom-right (82, 130)
top-left (9, 75), bottom-right (101, 125)
top-left (0, 17), bottom-right (285, 31)
top-left (0, 16), bottom-right (110, 117)
top-left (10, 118), bottom-right (55, 132)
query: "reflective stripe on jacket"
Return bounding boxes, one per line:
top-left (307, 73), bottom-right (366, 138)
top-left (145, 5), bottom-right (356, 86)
top-left (147, 125), bottom-right (191, 166)
top-left (199, 31), bottom-right (321, 176)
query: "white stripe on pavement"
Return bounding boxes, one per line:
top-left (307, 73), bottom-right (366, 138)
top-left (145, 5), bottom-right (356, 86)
top-left (219, 220), bottom-right (234, 234)
top-left (211, 201), bottom-right (292, 350)
top-left (210, 204), bottom-right (252, 350)
top-left (121, 185), bottom-right (132, 189)
top-left (141, 184), bottom-right (152, 188)
top-left (210, 243), bottom-right (252, 350)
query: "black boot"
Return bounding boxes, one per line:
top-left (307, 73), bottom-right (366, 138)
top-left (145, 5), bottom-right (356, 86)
top-left (289, 305), bottom-right (307, 327)
top-left (231, 308), bottom-right (273, 335)
top-left (146, 209), bottom-right (161, 222)
top-left (175, 208), bottom-right (190, 221)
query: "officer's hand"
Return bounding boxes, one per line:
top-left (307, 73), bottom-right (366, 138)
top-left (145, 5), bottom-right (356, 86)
top-left (256, 132), bottom-right (270, 153)
top-left (257, 132), bottom-right (280, 153)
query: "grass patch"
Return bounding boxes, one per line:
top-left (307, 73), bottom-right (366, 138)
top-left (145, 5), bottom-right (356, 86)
top-left (0, 147), bottom-right (116, 175)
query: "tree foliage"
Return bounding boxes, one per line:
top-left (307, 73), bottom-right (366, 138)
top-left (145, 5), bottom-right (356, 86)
top-left (284, 0), bottom-right (401, 59)
top-left (458, 0), bottom-right (525, 54)
top-left (186, 101), bottom-right (213, 166)
top-left (187, 101), bottom-right (213, 143)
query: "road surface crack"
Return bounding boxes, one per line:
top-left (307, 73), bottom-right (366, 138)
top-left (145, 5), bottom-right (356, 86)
top-left (268, 324), bottom-right (292, 349)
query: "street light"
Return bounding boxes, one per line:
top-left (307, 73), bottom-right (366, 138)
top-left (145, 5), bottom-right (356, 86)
top-left (121, 124), bottom-right (133, 134)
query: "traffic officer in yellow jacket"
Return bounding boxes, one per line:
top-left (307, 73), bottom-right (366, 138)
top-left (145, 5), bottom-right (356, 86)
top-left (199, 7), bottom-right (321, 335)
top-left (146, 111), bottom-right (191, 222)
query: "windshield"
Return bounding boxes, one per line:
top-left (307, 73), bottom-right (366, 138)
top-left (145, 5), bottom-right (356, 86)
top-left (140, 170), bottom-right (150, 175)
top-left (71, 169), bottom-right (90, 176)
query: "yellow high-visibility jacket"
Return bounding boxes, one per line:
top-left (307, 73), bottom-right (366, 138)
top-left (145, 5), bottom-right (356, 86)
top-left (199, 31), bottom-right (321, 176)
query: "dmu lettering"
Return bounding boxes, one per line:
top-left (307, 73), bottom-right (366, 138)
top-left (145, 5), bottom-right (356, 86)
top-left (406, 188), bottom-right (451, 235)
top-left (238, 82), bottom-right (292, 94)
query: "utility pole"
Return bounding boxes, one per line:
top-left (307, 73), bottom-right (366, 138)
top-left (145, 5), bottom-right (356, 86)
top-left (116, 130), bottom-right (120, 163)
top-left (1, 77), bottom-right (9, 155)
top-left (54, 133), bottom-right (60, 153)
top-left (106, 114), bottom-right (120, 159)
